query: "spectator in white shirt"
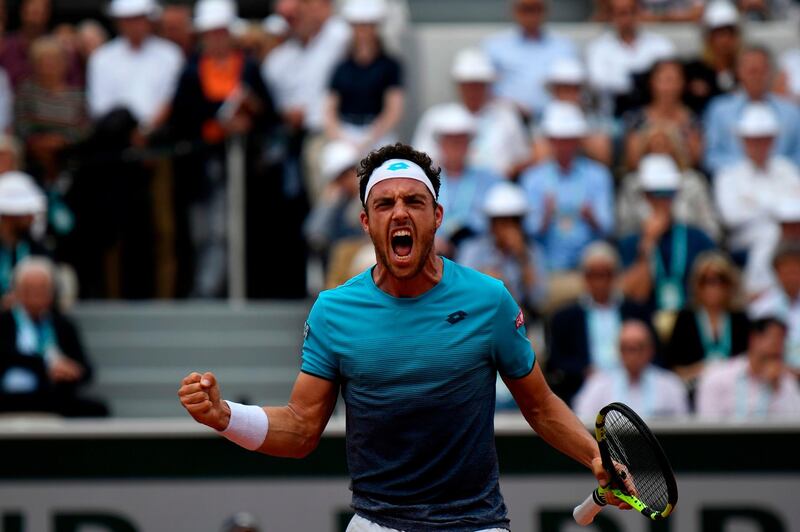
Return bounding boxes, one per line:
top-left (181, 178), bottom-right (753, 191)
top-left (696, 316), bottom-right (800, 418)
top-left (714, 103), bottom-right (800, 284)
top-left (746, 199), bottom-right (800, 298)
top-left (87, 0), bottom-right (183, 134)
top-left (483, 0), bottom-right (577, 119)
top-left (573, 319), bottom-right (690, 420)
top-left (412, 48), bottom-right (529, 178)
top-left (262, 0), bottom-right (351, 133)
top-left (586, 0), bottom-right (676, 118)
top-left (749, 241), bottom-right (800, 373)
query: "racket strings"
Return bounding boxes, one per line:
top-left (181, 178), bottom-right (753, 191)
top-left (604, 411), bottom-right (670, 511)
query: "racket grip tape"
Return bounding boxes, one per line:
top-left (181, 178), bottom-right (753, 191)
top-left (573, 487), bottom-right (607, 526)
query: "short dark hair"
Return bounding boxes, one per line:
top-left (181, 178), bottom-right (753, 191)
top-left (750, 316), bottom-right (787, 335)
top-left (357, 143), bottom-right (441, 207)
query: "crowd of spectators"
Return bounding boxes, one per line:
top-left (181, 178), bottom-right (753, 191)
top-left (0, 0), bottom-right (800, 419)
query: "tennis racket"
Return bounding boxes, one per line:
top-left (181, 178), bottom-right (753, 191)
top-left (573, 402), bottom-right (678, 526)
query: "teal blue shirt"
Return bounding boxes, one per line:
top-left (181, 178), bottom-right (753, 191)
top-left (301, 258), bottom-right (535, 531)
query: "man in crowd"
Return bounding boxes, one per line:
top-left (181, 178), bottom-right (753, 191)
top-left (714, 103), bottom-right (800, 288)
top-left (457, 181), bottom-right (549, 314)
top-left (696, 316), bottom-right (800, 418)
top-left (483, 0), bottom-right (577, 120)
top-left (521, 101), bottom-right (614, 305)
top-left (704, 46), bottom-right (800, 174)
top-left (547, 242), bottom-right (651, 403)
top-left (159, 3), bottom-right (194, 57)
top-left (432, 104), bottom-right (500, 255)
top-left (179, 143), bottom-right (629, 530)
top-left (413, 48), bottom-right (529, 177)
top-left (586, 0), bottom-right (676, 117)
top-left (0, 257), bottom-right (106, 416)
top-left (619, 155), bottom-right (715, 313)
top-left (750, 240), bottom-right (800, 373)
top-left (262, 0), bottom-right (351, 201)
top-left (82, 0), bottom-right (183, 299)
top-left (0, 172), bottom-right (47, 298)
top-left (573, 319), bottom-right (689, 419)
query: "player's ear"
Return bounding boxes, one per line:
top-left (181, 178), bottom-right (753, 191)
top-left (434, 202), bottom-right (444, 230)
top-left (360, 209), bottom-right (370, 233)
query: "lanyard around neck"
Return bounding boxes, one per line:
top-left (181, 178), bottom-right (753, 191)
top-left (0, 241), bottom-right (31, 293)
top-left (695, 309), bottom-right (732, 360)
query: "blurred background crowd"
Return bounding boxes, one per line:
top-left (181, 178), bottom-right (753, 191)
top-left (1, 0), bottom-right (800, 421)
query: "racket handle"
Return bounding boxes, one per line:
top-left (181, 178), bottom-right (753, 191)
top-left (573, 487), bottom-right (607, 526)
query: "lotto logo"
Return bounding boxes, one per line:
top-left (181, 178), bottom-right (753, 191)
top-left (387, 162), bottom-right (410, 171)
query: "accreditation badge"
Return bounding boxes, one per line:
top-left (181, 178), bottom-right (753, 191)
top-left (658, 279), bottom-right (683, 311)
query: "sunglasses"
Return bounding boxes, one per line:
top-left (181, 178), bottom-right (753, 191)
top-left (699, 274), bottom-right (730, 286)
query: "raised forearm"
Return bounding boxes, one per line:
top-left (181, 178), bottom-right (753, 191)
top-left (259, 402), bottom-right (332, 458)
top-left (525, 389), bottom-right (599, 469)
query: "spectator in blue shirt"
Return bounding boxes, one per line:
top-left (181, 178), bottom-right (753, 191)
top-left (703, 45), bottom-right (800, 174)
top-left (457, 181), bottom-right (549, 313)
top-left (483, 0), bottom-right (576, 119)
top-left (521, 102), bottom-right (614, 274)
top-left (620, 153), bottom-right (716, 313)
top-left (433, 104), bottom-right (501, 256)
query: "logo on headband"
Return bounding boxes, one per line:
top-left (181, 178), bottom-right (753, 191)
top-left (387, 162), bottom-right (410, 171)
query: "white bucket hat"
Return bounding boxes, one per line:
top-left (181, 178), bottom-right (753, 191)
top-left (703, 1), bottom-right (739, 29)
top-left (483, 182), bottom-right (529, 218)
top-left (108, 0), bottom-right (160, 19)
top-left (433, 103), bottom-right (477, 136)
top-left (639, 154), bottom-right (681, 192)
top-left (547, 57), bottom-right (586, 86)
top-left (194, 0), bottom-right (237, 33)
top-left (321, 141), bottom-right (360, 182)
top-left (0, 172), bottom-right (47, 215)
top-left (342, 0), bottom-right (387, 24)
top-left (737, 102), bottom-right (779, 138)
top-left (451, 48), bottom-right (496, 83)
top-left (541, 101), bottom-right (588, 138)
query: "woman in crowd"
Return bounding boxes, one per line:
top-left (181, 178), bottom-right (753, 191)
top-left (665, 251), bottom-right (750, 382)
top-left (323, 0), bottom-right (404, 153)
top-left (623, 59), bottom-right (703, 172)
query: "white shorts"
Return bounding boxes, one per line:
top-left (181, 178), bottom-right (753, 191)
top-left (346, 514), bottom-right (509, 532)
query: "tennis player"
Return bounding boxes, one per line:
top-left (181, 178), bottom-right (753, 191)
top-left (179, 143), bottom-right (628, 531)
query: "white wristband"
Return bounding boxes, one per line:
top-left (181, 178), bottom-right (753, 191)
top-left (219, 400), bottom-right (269, 451)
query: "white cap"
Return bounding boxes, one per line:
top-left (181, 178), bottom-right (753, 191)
top-left (451, 48), bottom-right (496, 83)
top-left (703, 1), bottom-right (739, 29)
top-left (108, 0), bottom-right (159, 19)
top-left (0, 172), bottom-right (46, 215)
top-left (194, 0), bottom-right (237, 32)
top-left (321, 141), bottom-right (360, 182)
top-left (433, 103), bottom-right (477, 136)
top-left (737, 102), bottom-right (779, 137)
top-left (342, 0), bottom-right (387, 24)
top-left (541, 101), bottom-right (588, 138)
top-left (262, 14), bottom-right (289, 36)
top-left (483, 182), bottom-right (529, 218)
top-left (639, 154), bottom-right (681, 192)
top-left (547, 57), bottom-right (586, 86)
top-left (772, 196), bottom-right (800, 223)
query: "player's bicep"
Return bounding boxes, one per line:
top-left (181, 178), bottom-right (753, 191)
top-left (286, 372), bottom-right (339, 433)
top-left (492, 287), bottom-right (535, 378)
top-left (501, 361), bottom-right (549, 416)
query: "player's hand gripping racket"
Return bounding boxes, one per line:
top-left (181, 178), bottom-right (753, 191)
top-left (573, 402), bottom-right (678, 526)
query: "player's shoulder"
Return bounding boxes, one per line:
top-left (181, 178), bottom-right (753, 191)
top-left (447, 259), bottom-right (507, 300)
top-left (317, 268), bottom-right (374, 303)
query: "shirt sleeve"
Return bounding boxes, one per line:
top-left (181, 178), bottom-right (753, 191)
top-left (492, 285), bottom-right (535, 379)
top-left (300, 295), bottom-right (339, 381)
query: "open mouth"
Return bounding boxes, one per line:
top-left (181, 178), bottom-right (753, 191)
top-left (391, 229), bottom-right (413, 259)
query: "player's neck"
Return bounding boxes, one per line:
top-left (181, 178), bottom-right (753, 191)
top-left (373, 254), bottom-right (443, 298)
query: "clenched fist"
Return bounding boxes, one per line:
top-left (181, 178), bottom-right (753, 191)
top-left (178, 371), bottom-right (231, 431)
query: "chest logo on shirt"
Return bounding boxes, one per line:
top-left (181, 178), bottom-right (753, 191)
top-left (446, 310), bottom-right (468, 324)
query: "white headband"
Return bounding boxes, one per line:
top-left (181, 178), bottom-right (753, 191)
top-left (364, 159), bottom-right (436, 202)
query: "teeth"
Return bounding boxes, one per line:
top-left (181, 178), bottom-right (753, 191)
top-left (393, 230), bottom-right (411, 237)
